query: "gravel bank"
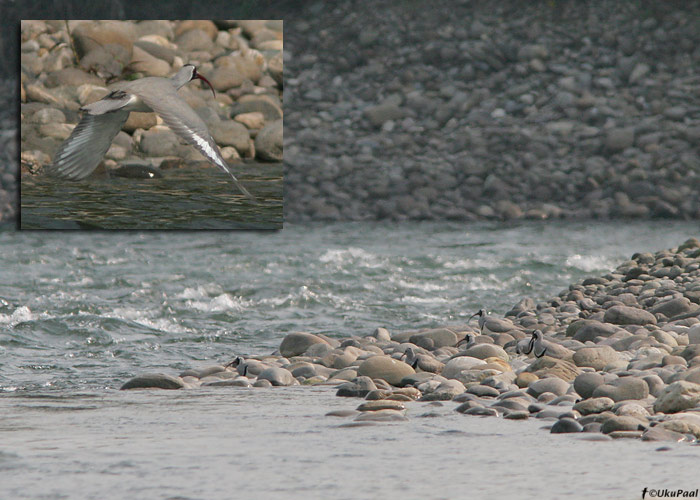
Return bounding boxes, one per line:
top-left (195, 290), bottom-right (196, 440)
top-left (283, 0), bottom-right (700, 221)
top-left (124, 238), bottom-right (700, 443)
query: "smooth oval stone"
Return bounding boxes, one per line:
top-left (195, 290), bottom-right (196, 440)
top-left (442, 356), bottom-right (487, 379)
top-left (357, 400), bottom-right (406, 412)
top-left (463, 406), bottom-right (499, 417)
top-left (582, 422), bottom-right (603, 433)
top-left (504, 410), bottom-right (530, 420)
top-left (592, 377), bottom-right (649, 402)
top-left (600, 415), bottom-right (647, 434)
top-left (357, 355), bottom-right (415, 386)
top-left (527, 377), bottom-right (570, 397)
top-left (607, 430), bottom-right (644, 439)
top-left (279, 332), bottom-right (329, 357)
top-left (463, 344), bottom-right (509, 361)
top-left (551, 417), bottom-right (583, 433)
top-left (573, 346), bottom-right (620, 370)
top-left (492, 398), bottom-right (530, 413)
top-left (603, 305), bottom-right (656, 326)
top-left (120, 373), bottom-right (185, 390)
top-left (326, 410), bottom-right (359, 418)
top-left (641, 427), bottom-right (688, 442)
top-left (455, 401), bottom-right (484, 414)
top-left (573, 372), bottom-right (605, 399)
top-left (257, 366), bottom-right (294, 386)
top-left (203, 378), bottom-right (251, 387)
top-left (467, 384), bottom-right (500, 397)
top-left (354, 409), bottom-right (408, 422)
top-left (253, 379), bottom-right (272, 388)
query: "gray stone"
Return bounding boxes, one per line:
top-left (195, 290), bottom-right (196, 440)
top-left (649, 297), bottom-right (694, 318)
top-left (254, 119), bottom-right (283, 161)
top-left (442, 356), bottom-right (487, 379)
top-left (363, 103), bottom-right (404, 127)
top-left (592, 377), bottom-right (649, 402)
top-left (605, 127), bottom-right (635, 152)
top-left (209, 120), bottom-right (250, 153)
top-left (603, 305), bottom-right (656, 326)
top-left (279, 332), bottom-right (329, 357)
top-left (551, 418), bottom-right (583, 433)
top-left (573, 345), bottom-right (620, 370)
top-left (573, 372), bottom-right (605, 399)
top-left (176, 29), bottom-right (213, 52)
top-left (357, 355), bottom-right (415, 386)
top-left (336, 376), bottom-right (377, 398)
top-left (257, 366), bottom-right (295, 386)
top-left (653, 381), bottom-right (700, 414)
top-left (140, 129), bottom-right (179, 157)
top-left (467, 384), bottom-right (500, 397)
top-left (462, 344), bottom-right (509, 361)
top-left (120, 373), bottom-right (185, 390)
top-left (572, 320), bottom-right (618, 342)
top-left (409, 328), bottom-right (458, 349)
top-left (600, 415), bottom-right (646, 434)
top-left (573, 397), bottom-right (615, 415)
top-left (527, 377), bottom-right (570, 398)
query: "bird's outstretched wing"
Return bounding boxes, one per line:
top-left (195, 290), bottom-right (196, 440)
top-left (136, 86), bottom-right (258, 203)
top-left (46, 110), bottom-right (129, 180)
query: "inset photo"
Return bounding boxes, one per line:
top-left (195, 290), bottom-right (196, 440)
top-left (20, 20), bottom-right (283, 229)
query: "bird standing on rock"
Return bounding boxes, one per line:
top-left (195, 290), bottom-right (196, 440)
top-left (467, 309), bottom-right (514, 334)
top-left (519, 330), bottom-right (548, 358)
top-left (456, 333), bottom-right (476, 349)
top-left (46, 64), bottom-right (257, 203)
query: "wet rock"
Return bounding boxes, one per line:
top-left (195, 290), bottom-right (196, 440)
top-left (336, 376), bottom-right (377, 398)
top-left (551, 418), bottom-right (583, 433)
top-left (120, 373), bottom-right (185, 390)
top-left (279, 332), bottom-right (329, 357)
top-left (112, 164), bottom-right (162, 179)
top-left (257, 367), bottom-right (295, 386)
top-left (357, 356), bottom-right (415, 386)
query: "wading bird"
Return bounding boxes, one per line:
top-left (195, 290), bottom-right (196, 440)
top-left (455, 333), bottom-right (475, 349)
top-left (519, 330), bottom-right (548, 358)
top-left (46, 64), bottom-right (257, 202)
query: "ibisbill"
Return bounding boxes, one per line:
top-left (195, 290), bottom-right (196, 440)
top-left (518, 330), bottom-right (547, 358)
top-left (468, 309), bottom-right (515, 334)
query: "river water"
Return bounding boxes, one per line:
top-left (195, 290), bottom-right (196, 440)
top-left (19, 162), bottom-right (283, 230)
top-left (1, 221), bottom-right (699, 499)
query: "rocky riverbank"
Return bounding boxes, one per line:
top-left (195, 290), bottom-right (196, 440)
top-left (123, 237), bottom-right (700, 443)
top-left (19, 20), bottom-right (282, 186)
top-left (283, 0), bottom-right (700, 221)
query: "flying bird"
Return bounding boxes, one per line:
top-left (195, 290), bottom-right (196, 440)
top-left (46, 64), bottom-right (257, 202)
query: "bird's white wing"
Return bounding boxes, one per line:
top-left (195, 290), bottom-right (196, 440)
top-left (46, 111), bottom-right (129, 180)
top-left (136, 87), bottom-right (258, 203)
